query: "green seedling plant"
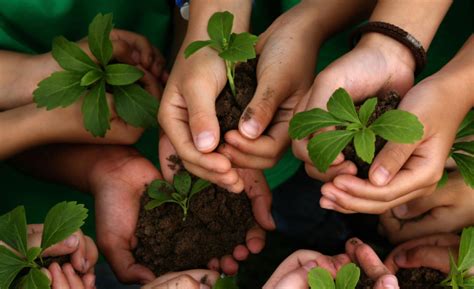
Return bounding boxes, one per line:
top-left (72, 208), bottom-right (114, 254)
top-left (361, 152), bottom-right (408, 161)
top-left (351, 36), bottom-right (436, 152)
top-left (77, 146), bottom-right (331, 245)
top-left (184, 11), bottom-right (258, 96)
top-left (438, 110), bottom-right (474, 188)
top-left (440, 226), bottom-right (474, 289)
top-left (213, 276), bottom-right (238, 289)
top-left (0, 202), bottom-right (88, 289)
top-left (289, 88), bottom-right (424, 173)
top-left (33, 13), bottom-right (159, 137)
top-left (145, 171), bottom-right (211, 221)
top-left (308, 263), bottom-right (361, 289)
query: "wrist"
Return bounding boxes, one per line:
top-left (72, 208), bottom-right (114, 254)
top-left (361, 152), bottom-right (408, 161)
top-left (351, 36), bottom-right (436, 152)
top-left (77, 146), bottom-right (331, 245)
top-left (23, 53), bottom-right (61, 97)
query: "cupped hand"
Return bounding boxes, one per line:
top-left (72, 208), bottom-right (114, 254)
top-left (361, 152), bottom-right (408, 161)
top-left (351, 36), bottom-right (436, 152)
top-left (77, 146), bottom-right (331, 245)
top-left (43, 263), bottom-right (96, 289)
top-left (142, 270), bottom-right (219, 289)
top-left (380, 171), bottom-right (474, 244)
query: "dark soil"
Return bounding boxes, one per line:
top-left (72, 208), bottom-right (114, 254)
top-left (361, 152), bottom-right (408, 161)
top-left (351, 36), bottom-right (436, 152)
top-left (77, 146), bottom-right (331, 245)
top-left (342, 91), bottom-right (401, 178)
top-left (42, 255), bottom-right (70, 268)
top-left (356, 267), bottom-right (446, 289)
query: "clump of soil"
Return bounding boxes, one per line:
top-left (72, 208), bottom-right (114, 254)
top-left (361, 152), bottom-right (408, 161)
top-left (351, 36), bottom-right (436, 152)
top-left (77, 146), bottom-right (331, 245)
top-left (42, 255), bottom-right (71, 268)
top-left (342, 91), bottom-right (400, 178)
top-left (356, 267), bottom-right (446, 289)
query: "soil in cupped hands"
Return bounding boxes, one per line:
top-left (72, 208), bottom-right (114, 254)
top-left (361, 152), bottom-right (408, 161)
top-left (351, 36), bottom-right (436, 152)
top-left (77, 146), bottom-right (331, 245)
top-left (357, 267), bottom-right (446, 289)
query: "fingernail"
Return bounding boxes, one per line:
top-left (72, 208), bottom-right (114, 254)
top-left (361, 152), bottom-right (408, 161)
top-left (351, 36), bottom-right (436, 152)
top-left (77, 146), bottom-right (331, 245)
top-left (303, 261), bottom-right (318, 271)
top-left (393, 204), bottom-right (408, 218)
top-left (196, 131), bottom-right (216, 151)
top-left (321, 200), bottom-right (335, 210)
top-left (200, 285), bottom-right (211, 289)
top-left (394, 252), bottom-right (406, 265)
top-left (324, 191), bottom-right (337, 202)
top-left (88, 276), bottom-right (96, 288)
top-left (132, 50), bottom-right (140, 64)
top-left (372, 166), bottom-right (390, 186)
top-left (382, 275), bottom-right (399, 289)
top-left (241, 119), bottom-right (260, 139)
top-left (64, 235), bottom-right (79, 248)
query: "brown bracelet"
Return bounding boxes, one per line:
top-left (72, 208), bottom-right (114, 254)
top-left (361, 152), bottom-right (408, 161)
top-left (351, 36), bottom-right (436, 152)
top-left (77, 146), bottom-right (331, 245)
top-left (350, 21), bottom-right (427, 76)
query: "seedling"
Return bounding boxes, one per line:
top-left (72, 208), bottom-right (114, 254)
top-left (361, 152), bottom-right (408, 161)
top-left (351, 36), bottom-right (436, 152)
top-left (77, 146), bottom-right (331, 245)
top-left (438, 110), bottom-right (474, 189)
top-left (184, 11), bottom-right (258, 96)
top-left (289, 88), bottom-right (424, 172)
top-left (213, 275), bottom-right (238, 289)
top-left (145, 172), bottom-right (211, 221)
top-left (440, 226), bottom-right (474, 288)
top-left (308, 263), bottom-right (361, 289)
top-left (0, 202), bottom-right (88, 289)
top-left (33, 13), bottom-right (159, 137)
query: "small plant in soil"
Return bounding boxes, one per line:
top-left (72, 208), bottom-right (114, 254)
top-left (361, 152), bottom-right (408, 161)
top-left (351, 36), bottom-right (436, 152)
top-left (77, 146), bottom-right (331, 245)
top-left (145, 171), bottom-right (211, 221)
top-left (440, 226), bottom-right (474, 289)
top-left (33, 13), bottom-right (159, 137)
top-left (0, 202), bottom-right (88, 289)
top-left (289, 88), bottom-right (424, 173)
top-left (308, 263), bottom-right (360, 289)
top-left (184, 11), bottom-right (258, 96)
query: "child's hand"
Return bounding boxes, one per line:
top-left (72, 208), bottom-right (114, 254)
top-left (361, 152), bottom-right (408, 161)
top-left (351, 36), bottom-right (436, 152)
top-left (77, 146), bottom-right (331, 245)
top-left (44, 263), bottom-right (96, 289)
top-left (380, 171), bottom-right (474, 244)
top-left (141, 270), bottom-right (219, 289)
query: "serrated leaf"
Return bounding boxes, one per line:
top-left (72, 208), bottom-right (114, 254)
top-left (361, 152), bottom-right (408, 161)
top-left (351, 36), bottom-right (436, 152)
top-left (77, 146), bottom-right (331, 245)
top-left (0, 206), bottom-right (28, 256)
top-left (208, 11), bottom-right (233, 47)
top-left (19, 268), bottom-right (50, 289)
top-left (80, 69), bottom-right (103, 86)
top-left (308, 130), bottom-right (355, 173)
top-left (219, 32), bottom-right (258, 62)
top-left (105, 64), bottom-right (143, 86)
top-left (289, 108), bottom-right (347, 140)
top-left (184, 40), bottom-right (213, 58)
top-left (0, 245), bottom-right (29, 289)
top-left (190, 179), bottom-right (211, 198)
top-left (34, 71), bottom-right (86, 109)
top-left (437, 170), bottom-right (448, 188)
top-left (458, 227), bottom-right (474, 271)
top-left (52, 36), bottom-right (98, 72)
top-left (88, 13), bottom-right (114, 66)
top-left (213, 276), bottom-right (238, 289)
top-left (453, 141), bottom-right (474, 155)
top-left (173, 171), bottom-right (192, 196)
top-left (358, 98), bottom-right (377, 126)
top-left (452, 153), bottom-right (474, 189)
top-left (354, 129), bottom-right (376, 164)
top-left (41, 201), bottom-right (88, 250)
top-left (457, 110), bottom-right (474, 139)
top-left (26, 247), bottom-right (42, 263)
top-left (335, 263), bottom-right (360, 289)
top-left (370, 110), bottom-right (424, 143)
top-left (308, 268), bottom-right (335, 289)
top-left (327, 88), bottom-right (360, 124)
top-left (147, 179), bottom-right (174, 199)
top-left (82, 80), bottom-right (110, 137)
top-left (113, 84), bottom-right (159, 128)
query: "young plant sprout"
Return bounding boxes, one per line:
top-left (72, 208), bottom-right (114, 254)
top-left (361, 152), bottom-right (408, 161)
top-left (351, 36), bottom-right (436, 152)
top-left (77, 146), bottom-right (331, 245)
top-left (0, 202), bottom-right (88, 289)
top-left (289, 88), bottom-right (424, 173)
top-left (145, 171), bottom-right (211, 221)
top-left (308, 263), bottom-right (360, 289)
top-left (184, 11), bottom-right (258, 96)
top-left (33, 13), bottom-right (159, 137)
top-left (213, 276), bottom-right (239, 289)
top-left (441, 226), bottom-right (474, 288)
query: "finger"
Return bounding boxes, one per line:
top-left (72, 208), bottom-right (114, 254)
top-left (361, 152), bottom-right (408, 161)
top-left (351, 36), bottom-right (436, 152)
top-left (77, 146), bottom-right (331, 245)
top-left (394, 245), bottom-right (452, 274)
top-left (149, 275), bottom-right (201, 289)
top-left (354, 243), bottom-right (391, 280)
top-left (220, 255), bottom-right (238, 276)
top-left (271, 263), bottom-right (317, 289)
top-left (63, 263), bottom-right (86, 289)
top-left (82, 273), bottom-right (96, 289)
top-left (41, 232), bottom-right (79, 257)
top-left (246, 226), bottom-right (266, 254)
top-left (391, 185), bottom-right (450, 220)
top-left (49, 263), bottom-right (70, 289)
top-left (233, 244), bottom-right (249, 261)
top-left (373, 275), bottom-right (399, 289)
top-left (345, 238), bottom-right (364, 261)
top-left (83, 236), bottom-right (99, 272)
top-left (207, 259), bottom-right (219, 271)
top-left (111, 29), bottom-right (154, 68)
top-left (218, 144), bottom-right (276, 169)
top-left (182, 160), bottom-right (243, 193)
top-left (305, 161), bottom-right (357, 182)
top-left (110, 39), bottom-right (136, 65)
top-left (151, 47), bottom-right (166, 78)
top-left (320, 196), bottom-right (357, 214)
top-left (144, 270), bottom-right (219, 289)
top-left (67, 231), bottom-right (88, 274)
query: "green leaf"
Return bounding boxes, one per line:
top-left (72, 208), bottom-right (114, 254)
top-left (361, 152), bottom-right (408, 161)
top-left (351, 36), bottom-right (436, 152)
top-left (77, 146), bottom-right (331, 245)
top-left (41, 201), bottom-right (88, 250)
top-left (52, 36), bottom-right (99, 73)
top-left (105, 64), bottom-right (143, 86)
top-left (289, 108), bottom-right (347, 140)
top-left (208, 11), bottom-right (233, 47)
top-left (327, 88), bottom-right (360, 124)
top-left (173, 171), bottom-right (192, 196)
top-left (308, 130), bottom-right (355, 173)
top-left (452, 153), bottom-right (474, 189)
top-left (219, 32), bottom-right (258, 63)
top-left (437, 170), bottom-right (448, 188)
top-left (453, 141), bottom-right (474, 155)
top-left (190, 179), bottom-right (211, 198)
top-left (212, 276), bottom-right (238, 289)
top-left (26, 247), bottom-right (42, 263)
top-left (346, 122), bottom-right (363, 131)
top-left (80, 69), bottom-right (103, 86)
top-left (144, 198), bottom-right (177, 211)
top-left (172, 193), bottom-right (184, 201)
top-left (464, 276), bottom-right (474, 286)
top-left (0, 245), bottom-right (29, 289)
top-left (184, 40), bottom-right (213, 58)
top-left (19, 268), bottom-right (51, 289)
top-left (369, 110), bottom-right (424, 143)
top-left (0, 206), bottom-right (28, 256)
top-left (354, 129), bottom-right (376, 164)
top-left (458, 226), bottom-right (474, 271)
top-left (82, 80), bottom-right (110, 137)
top-left (308, 268), bottom-right (335, 289)
top-left (113, 84), bottom-right (159, 128)
top-left (147, 179), bottom-right (175, 199)
top-left (457, 110), bottom-right (474, 139)
top-left (335, 263), bottom-right (360, 289)
top-left (34, 71), bottom-right (86, 109)
top-left (88, 13), bottom-right (114, 66)
top-left (358, 97), bottom-right (377, 126)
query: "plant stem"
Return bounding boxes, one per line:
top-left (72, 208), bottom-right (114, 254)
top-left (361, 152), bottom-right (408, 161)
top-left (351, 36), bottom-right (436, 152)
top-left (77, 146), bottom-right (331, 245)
top-left (225, 60), bottom-right (236, 96)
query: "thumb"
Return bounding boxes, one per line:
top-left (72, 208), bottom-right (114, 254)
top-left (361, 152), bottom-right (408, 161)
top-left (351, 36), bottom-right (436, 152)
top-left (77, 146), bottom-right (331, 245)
top-left (41, 234), bottom-right (80, 257)
top-left (273, 262), bottom-right (317, 289)
top-left (393, 245), bottom-right (451, 274)
top-left (369, 142), bottom-right (417, 186)
top-left (373, 275), bottom-right (399, 289)
top-left (392, 192), bottom-right (444, 219)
